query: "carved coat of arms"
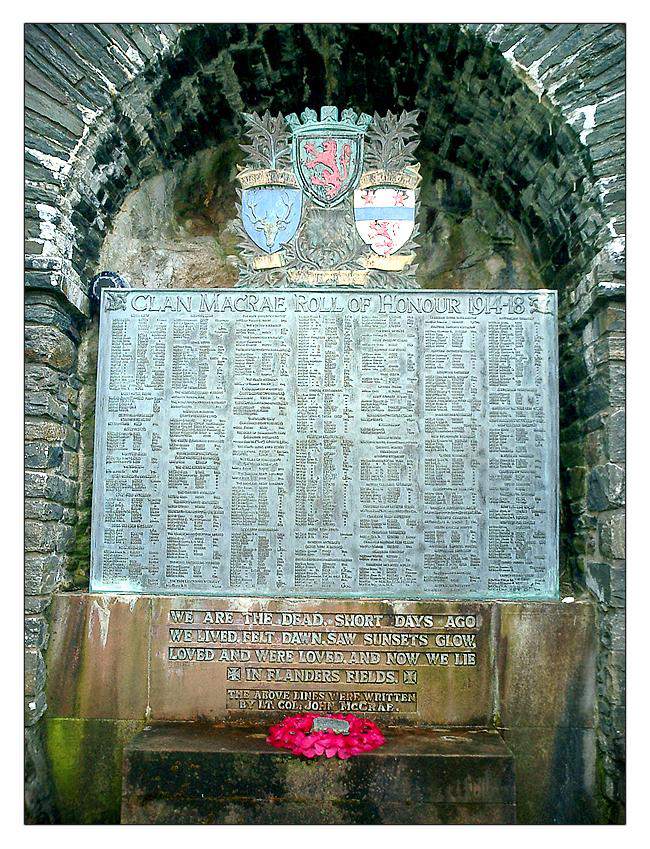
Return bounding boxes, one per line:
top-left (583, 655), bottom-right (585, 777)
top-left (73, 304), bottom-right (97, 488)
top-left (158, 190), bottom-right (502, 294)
top-left (354, 184), bottom-right (417, 260)
top-left (234, 106), bottom-right (421, 288)
top-left (242, 184), bottom-right (302, 256)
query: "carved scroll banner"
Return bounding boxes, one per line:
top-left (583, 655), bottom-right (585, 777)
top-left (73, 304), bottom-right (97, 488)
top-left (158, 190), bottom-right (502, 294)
top-left (90, 288), bottom-right (558, 600)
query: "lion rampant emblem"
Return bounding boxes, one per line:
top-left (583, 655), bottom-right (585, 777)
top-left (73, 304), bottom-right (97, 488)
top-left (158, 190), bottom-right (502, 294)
top-left (287, 107), bottom-right (370, 207)
top-left (303, 139), bottom-right (352, 200)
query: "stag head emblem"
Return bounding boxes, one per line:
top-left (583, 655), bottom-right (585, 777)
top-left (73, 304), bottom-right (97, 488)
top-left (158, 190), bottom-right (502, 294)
top-left (241, 185), bottom-right (303, 255)
top-left (247, 191), bottom-right (294, 250)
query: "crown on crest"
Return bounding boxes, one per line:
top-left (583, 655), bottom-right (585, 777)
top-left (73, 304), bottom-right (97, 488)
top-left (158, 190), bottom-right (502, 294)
top-left (286, 106), bottom-right (372, 134)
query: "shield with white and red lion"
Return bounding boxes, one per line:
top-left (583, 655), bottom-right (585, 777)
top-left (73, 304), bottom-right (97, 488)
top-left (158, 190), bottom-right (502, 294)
top-left (353, 186), bottom-right (416, 256)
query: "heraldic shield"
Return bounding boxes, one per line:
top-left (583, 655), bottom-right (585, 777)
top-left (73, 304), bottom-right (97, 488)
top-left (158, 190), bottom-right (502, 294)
top-left (241, 185), bottom-right (303, 254)
top-left (353, 185), bottom-right (416, 256)
top-left (287, 107), bottom-right (372, 208)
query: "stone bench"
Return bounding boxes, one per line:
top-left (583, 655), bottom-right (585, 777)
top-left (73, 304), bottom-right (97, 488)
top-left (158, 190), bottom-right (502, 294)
top-left (121, 723), bottom-right (516, 825)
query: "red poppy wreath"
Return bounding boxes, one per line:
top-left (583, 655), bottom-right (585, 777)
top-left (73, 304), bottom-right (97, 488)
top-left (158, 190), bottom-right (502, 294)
top-left (267, 713), bottom-right (386, 759)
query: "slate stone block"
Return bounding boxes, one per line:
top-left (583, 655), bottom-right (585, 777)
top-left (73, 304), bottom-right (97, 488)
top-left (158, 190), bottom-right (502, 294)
top-left (25, 691), bottom-right (47, 725)
top-left (24, 441), bottom-right (64, 471)
top-left (602, 610), bottom-right (625, 652)
top-left (24, 325), bottom-right (76, 372)
top-left (24, 296), bottom-right (83, 342)
top-left (584, 561), bottom-right (613, 604)
top-left (587, 463), bottom-right (625, 510)
top-left (25, 472), bottom-right (47, 499)
top-left (25, 648), bottom-right (46, 694)
top-left (610, 563), bottom-right (625, 607)
top-left (24, 499), bottom-right (64, 521)
top-left (24, 520), bottom-right (57, 553)
top-left (63, 425), bottom-right (80, 450)
top-left (584, 429), bottom-right (606, 467)
top-left (24, 364), bottom-right (63, 395)
top-left (60, 449), bottom-right (79, 479)
top-left (598, 513), bottom-right (625, 560)
top-left (24, 421), bottom-right (66, 443)
top-left (24, 553), bottom-right (64, 595)
top-left (25, 595), bottom-right (52, 615)
top-left (604, 650), bottom-right (625, 699)
top-left (45, 474), bottom-right (77, 504)
top-left (26, 83), bottom-right (86, 136)
top-left (605, 408), bottom-right (625, 462)
top-left (56, 523), bottom-right (75, 553)
top-left (24, 391), bottom-right (68, 423)
top-left (25, 615), bottom-right (48, 650)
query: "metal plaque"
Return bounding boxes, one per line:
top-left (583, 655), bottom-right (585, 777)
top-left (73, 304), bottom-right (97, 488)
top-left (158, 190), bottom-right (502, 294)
top-left (311, 717), bottom-right (351, 734)
top-left (90, 288), bottom-right (558, 600)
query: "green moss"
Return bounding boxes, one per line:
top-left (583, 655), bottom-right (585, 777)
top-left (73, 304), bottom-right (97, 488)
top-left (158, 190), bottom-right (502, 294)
top-left (67, 505), bottom-right (92, 588)
top-left (594, 746), bottom-right (624, 824)
top-left (44, 720), bottom-right (79, 816)
top-left (45, 718), bottom-right (144, 824)
top-left (65, 321), bottom-right (98, 590)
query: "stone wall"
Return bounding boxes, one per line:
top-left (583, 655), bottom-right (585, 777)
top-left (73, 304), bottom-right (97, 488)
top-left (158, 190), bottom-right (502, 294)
top-left (24, 290), bottom-right (85, 821)
top-left (24, 23), bottom-right (625, 822)
top-left (471, 26), bottom-right (625, 812)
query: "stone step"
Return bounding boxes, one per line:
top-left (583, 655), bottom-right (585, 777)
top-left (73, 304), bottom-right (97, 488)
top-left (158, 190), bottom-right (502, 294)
top-left (121, 723), bottom-right (516, 824)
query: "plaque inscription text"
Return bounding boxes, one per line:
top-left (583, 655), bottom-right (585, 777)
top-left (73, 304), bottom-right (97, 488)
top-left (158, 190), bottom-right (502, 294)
top-left (91, 288), bottom-right (558, 599)
top-left (148, 597), bottom-right (492, 725)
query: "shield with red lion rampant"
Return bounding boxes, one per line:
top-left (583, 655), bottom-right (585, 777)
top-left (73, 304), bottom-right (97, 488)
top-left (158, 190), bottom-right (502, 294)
top-left (353, 185), bottom-right (416, 256)
top-left (287, 107), bottom-right (371, 208)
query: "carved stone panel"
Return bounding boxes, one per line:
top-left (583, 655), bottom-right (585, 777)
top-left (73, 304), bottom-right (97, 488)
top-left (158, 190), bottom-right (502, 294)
top-left (148, 597), bottom-right (493, 726)
top-left (46, 594), bottom-right (595, 729)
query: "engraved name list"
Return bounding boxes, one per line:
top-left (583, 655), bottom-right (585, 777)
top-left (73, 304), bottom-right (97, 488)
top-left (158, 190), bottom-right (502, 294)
top-left (90, 288), bottom-right (558, 600)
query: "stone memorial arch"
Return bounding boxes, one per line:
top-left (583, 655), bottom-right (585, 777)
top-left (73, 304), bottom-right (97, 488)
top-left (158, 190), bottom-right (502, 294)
top-left (25, 23), bottom-right (624, 823)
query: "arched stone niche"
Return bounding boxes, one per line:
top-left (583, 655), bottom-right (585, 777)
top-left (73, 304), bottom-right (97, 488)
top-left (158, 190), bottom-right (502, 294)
top-left (27, 23), bottom-right (621, 300)
top-left (24, 23), bottom-right (625, 823)
top-left (98, 146), bottom-right (545, 291)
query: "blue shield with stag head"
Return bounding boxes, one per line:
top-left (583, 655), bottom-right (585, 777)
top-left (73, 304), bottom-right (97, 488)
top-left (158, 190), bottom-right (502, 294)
top-left (241, 187), bottom-right (302, 254)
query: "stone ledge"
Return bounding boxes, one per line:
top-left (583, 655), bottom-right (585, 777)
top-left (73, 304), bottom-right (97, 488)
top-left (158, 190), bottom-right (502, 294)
top-left (121, 723), bottom-right (516, 825)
